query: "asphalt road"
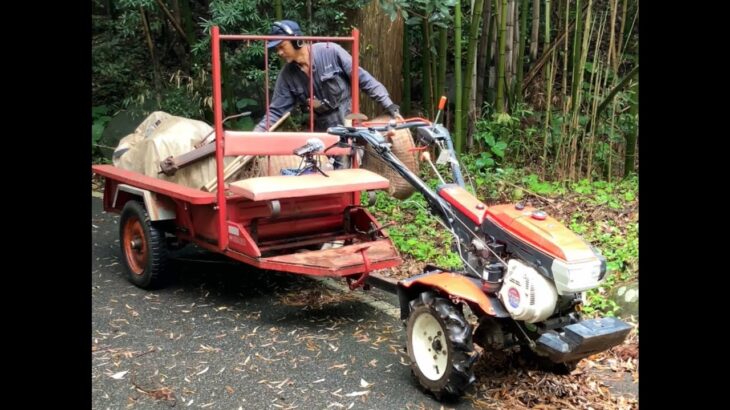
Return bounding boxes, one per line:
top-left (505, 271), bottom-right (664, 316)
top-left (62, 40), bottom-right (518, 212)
top-left (92, 196), bottom-right (466, 409)
top-left (92, 195), bottom-right (637, 409)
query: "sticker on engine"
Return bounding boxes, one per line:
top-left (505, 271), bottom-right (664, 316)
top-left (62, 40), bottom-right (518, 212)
top-left (507, 288), bottom-right (520, 308)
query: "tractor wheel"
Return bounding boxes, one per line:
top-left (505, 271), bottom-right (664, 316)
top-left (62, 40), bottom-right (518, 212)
top-left (406, 292), bottom-right (479, 400)
top-left (119, 200), bottom-right (169, 289)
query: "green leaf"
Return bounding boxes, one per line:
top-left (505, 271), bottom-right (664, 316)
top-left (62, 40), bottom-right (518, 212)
top-left (485, 132), bottom-right (495, 147)
top-left (236, 98), bottom-right (257, 109)
top-left (492, 141), bottom-right (507, 158)
top-left (92, 123), bottom-right (105, 143)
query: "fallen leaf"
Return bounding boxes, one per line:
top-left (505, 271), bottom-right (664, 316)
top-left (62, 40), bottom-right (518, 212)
top-left (109, 370), bottom-right (128, 380)
top-left (196, 366), bottom-right (209, 376)
top-left (345, 391), bottom-right (369, 397)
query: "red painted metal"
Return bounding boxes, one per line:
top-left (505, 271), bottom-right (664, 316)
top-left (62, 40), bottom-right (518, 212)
top-left (93, 27), bottom-right (393, 280)
top-left (348, 246), bottom-right (372, 290)
top-left (438, 185), bottom-right (487, 225)
top-left (351, 28), bottom-right (360, 121)
top-left (223, 132), bottom-right (350, 156)
top-left (400, 271), bottom-right (498, 316)
top-left (308, 39), bottom-right (314, 132)
top-left (264, 40), bottom-right (270, 130)
top-left (486, 204), bottom-right (596, 262)
top-left (122, 216), bottom-right (146, 275)
top-left (92, 165), bottom-right (215, 205)
top-left (220, 34), bottom-right (354, 42)
top-left (351, 28), bottom-right (361, 205)
top-left (212, 26), bottom-right (227, 251)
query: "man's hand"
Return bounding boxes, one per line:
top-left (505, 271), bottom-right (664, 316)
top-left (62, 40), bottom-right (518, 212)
top-left (386, 104), bottom-right (404, 121)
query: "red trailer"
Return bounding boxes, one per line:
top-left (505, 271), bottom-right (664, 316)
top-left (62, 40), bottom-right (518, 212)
top-left (92, 27), bottom-right (401, 290)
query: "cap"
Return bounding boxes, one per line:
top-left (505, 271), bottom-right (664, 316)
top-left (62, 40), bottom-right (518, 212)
top-left (267, 20), bottom-right (302, 49)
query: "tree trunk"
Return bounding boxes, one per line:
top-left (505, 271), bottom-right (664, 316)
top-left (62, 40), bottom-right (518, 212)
top-left (607, 0), bottom-right (618, 72)
top-left (515, 0), bottom-right (528, 103)
top-left (178, 0), bottom-right (195, 46)
top-left (583, 13), bottom-right (605, 180)
top-left (402, 25), bottom-right (412, 115)
top-left (541, 0), bottom-right (552, 175)
top-left (476, 0), bottom-right (493, 116)
top-left (569, 0), bottom-right (593, 180)
top-left (275, 0), bottom-right (282, 20)
top-left (561, 0), bottom-right (569, 108)
top-left (307, 0), bottom-right (312, 27)
top-left (570, 0), bottom-right (583, 107)
top-left (496, 0), bottom-right (508, 113)
top-left (140, 6), bottom-right (162, 106)
top-left (530, 0), bottom-right (540, 60)
top-left (352, 0), bottom-right (404, 117)
top-left (618, 0), bottom-right (628, 59)
top-left (422, 20), bottom-right (433, 118)
top-left (438, 27), bottom-right (447, 99)
top-left (455, 0), bottom-right (464, 150)
top-left (505, 0), bottom-right (514, 95)
top-left (624, 79), bottom-right (638, 176)
top-left (462, 0), bottom-right (486, 148)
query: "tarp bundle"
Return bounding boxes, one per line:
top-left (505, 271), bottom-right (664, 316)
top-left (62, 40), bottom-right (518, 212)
top-left (113, 112), bottom-right (237, 190)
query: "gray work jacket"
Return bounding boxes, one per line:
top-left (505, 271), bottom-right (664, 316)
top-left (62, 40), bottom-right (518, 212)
top-left (254, 42), bottom-right (394, 131)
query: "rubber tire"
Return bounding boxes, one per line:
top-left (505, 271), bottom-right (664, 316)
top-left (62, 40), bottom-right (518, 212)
top-left (406, 291), bottom-right (478, 400)
top-left (119, 200), bottom-right (169, 289)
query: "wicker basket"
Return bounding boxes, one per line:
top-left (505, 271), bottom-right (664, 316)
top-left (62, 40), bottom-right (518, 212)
top-left (360, 116), bottom-right (418, 199)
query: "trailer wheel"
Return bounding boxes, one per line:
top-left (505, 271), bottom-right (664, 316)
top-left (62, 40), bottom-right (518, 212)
top-left (119, 200), bottom-right (169, 289)
top-left (406, 292), bottom-right (478, 400)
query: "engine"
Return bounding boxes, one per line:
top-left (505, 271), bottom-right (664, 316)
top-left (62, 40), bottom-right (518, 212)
top-left (498, 259), bottom-right (558, 323)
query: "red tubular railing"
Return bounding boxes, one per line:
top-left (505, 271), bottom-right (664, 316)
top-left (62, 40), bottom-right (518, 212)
top-left (210, 27), bottom-right (361, 251)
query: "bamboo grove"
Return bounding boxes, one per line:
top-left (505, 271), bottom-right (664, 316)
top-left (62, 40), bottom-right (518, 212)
top-left (92, 0), bottom-right (638, 182)
top-left (386, 0), bottom-right (638, 181)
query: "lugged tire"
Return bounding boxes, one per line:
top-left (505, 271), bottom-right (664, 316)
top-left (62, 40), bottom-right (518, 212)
top-left (406, 291), bottom-right (479, 400)
top-left (119, 200), bottom-right (169, 289)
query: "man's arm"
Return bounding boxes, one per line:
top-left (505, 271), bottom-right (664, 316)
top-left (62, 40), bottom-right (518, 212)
top-left (254, 72), bottom-right (296, 131)
top-left (333, 43), bottom-right (396, 114)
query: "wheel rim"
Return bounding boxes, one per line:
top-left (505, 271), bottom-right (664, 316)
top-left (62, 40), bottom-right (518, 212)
top-left (412, 311), bottom-right (449, 381)
top-left (123, 216), bottom-right (147, 275)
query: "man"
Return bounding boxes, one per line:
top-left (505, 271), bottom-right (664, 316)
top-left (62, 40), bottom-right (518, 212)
top-left (253, 20), bottom-right (402, 133)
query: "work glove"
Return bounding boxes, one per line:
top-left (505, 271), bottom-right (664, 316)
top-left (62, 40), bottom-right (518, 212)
top-left (386, 104), bottom-right (403, 120)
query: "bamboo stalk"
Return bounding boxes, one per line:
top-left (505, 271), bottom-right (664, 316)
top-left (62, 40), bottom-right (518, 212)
top-left (515, 0), bottom-right (528, 103)
top-left (462, 0), bottom-right (486, 144)
top-left (530, 0), bottom-right (540, 60)
top-left (561, 0), bottom-right (569, 108)
top-left (568, 0), bottom-right (593, 180)
top-left (541, 0), bottom-right (552, 176)
top-left (140, 6), bottom-right (162, 105)
top-left (506, 0), bottom-right (515, 91)
top-left (496, 0), bottom-right (508, 113)
top-left (455, 0), bottom-right (463, 149)
top-left (476, 0), bottom-right (493, 115)
top-left (583, 13), bottom-right (606, 180)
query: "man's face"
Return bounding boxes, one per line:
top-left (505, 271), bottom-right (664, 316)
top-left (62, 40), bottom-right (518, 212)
top-left (275, 41), bottom-right (297, 63)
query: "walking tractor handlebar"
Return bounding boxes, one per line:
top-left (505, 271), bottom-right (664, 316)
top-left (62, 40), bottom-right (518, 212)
top-left (325, 119), bottom-right (432, 153)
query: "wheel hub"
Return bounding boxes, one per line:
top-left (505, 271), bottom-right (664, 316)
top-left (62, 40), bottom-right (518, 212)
top-left (123, 216), bottom-right (147, 275)
top-left (412, 312), bottom-right (448, 380)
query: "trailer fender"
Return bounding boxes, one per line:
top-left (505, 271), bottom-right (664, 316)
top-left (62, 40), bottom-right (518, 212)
top-left (113, 184), bottom-right (176, 221)
top-left (397, 271), bottom-right (509, 320)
